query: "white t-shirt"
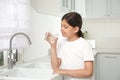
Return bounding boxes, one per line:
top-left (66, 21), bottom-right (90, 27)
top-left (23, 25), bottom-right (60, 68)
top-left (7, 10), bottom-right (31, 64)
top-left (57, 37), bottom-right (94, 80)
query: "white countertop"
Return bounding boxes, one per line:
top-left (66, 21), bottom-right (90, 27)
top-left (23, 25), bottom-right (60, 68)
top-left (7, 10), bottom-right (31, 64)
top-left (95, 49), bottom-right (120, 53)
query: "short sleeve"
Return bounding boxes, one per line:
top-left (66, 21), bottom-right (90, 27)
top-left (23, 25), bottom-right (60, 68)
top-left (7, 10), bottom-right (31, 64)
top-left (83, 42), bottom-right (94, 61)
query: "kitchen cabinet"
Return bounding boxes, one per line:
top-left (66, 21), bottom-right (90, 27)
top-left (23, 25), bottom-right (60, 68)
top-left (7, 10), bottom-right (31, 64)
top-left (31, 0), bottom-right (120, 18)
top-left (95, 53), bottom-right (120, 80)
top-left (31, 0), bottom-right (75, 16)
top-left (108, 0), bottom-right (120, 18)
top-left (87, 0), bottom-right (120, 18)
top-left (62, 0), bottom-right (75, 12)
top-left (31, 0), bottom-right (62, 16)
top-left (75, 0), bottom-right (87, 17)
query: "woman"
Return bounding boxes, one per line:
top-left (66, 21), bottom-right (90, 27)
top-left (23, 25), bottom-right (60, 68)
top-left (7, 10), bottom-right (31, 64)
top-left (45, 12), bottom-right (94, 80)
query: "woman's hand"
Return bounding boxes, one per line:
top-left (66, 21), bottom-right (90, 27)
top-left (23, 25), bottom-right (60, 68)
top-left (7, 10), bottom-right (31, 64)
top-left (45, 32), bottom-right (58, 47)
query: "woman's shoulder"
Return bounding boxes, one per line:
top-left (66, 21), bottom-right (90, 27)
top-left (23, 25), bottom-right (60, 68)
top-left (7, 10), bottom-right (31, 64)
top-left (78, 37), bottom-right (87, 43)
top-left (78, 37), bottom-right (91, 46)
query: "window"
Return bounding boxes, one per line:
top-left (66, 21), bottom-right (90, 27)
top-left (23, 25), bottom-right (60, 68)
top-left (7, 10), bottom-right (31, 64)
top-left (0, 0), bottom-right (31, 49)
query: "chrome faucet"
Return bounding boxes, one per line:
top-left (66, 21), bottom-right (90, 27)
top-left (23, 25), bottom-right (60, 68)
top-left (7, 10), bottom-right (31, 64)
top-left (8, 32), bottom-right (32, 69)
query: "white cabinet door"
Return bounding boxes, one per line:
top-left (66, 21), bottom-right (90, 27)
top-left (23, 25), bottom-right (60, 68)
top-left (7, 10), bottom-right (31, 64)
top-left (75, 0), bottom-right (86, 17)
top-left (108, 0), bottom-right (120, 18)
top-left (31, 0), bottom-right (76, 16)
top-left (31, 0), bottom-right (62, 16)
top-left (87, 0), bottom-right (120, 18)
top-left (95, 53), bottom-right (120, 80)
top-left (86, 0), bottom-right (107, 18)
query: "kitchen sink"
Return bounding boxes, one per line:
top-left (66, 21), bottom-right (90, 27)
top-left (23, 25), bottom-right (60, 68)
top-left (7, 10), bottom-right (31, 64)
top-left (0, 68), bottom-right (61, 80)
top-left (22, 62), bottom-right (52, 69)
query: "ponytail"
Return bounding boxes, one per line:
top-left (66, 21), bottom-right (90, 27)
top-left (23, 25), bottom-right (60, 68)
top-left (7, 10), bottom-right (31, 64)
top-left (77, 29), bottom-right (84, 38)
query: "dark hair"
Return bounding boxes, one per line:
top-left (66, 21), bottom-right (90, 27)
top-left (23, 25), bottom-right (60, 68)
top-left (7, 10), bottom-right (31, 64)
top-left (61, 12), bottom-right (84, 38)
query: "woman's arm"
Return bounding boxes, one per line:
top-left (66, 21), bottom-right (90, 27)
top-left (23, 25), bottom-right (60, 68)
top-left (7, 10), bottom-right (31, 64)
top-left (55, 61), bottom-right (93, 78)
top-left (45, 32), bottom-right (61, 71)
top-left (50, 47), bottom-right (61, 71)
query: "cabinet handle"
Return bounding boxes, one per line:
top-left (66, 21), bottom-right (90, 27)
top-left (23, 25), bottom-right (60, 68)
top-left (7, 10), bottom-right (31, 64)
top-left (62, 0), bottom-right (65, 8)
top-left (104, 56), bottom-right (117, 58)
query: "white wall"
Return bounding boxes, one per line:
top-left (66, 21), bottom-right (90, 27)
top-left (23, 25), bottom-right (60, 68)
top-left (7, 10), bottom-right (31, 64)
top-left (24, 8), bottom-right (61, 61)
top-left (24, 7), bottom-right (120, 61)
top-left (82, 19), bottom-right (120, 49)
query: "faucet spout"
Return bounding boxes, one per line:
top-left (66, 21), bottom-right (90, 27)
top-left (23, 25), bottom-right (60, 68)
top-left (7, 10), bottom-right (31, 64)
top-left (8, 32), bottom-right (32, 69)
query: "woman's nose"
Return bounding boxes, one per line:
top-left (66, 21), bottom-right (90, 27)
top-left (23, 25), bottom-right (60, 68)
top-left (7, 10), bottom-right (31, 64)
top-left (61, 27), bottom-right (64, 31)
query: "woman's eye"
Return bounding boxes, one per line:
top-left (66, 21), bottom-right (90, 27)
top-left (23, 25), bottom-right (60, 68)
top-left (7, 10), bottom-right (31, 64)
top-left (61, 25), bottom-right (68, 29)
top-left (64, 26), bottom-right (68, 29)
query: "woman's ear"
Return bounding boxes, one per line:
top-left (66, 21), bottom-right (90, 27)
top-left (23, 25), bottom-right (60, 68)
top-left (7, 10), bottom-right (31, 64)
top-left (74, 26), bottom-right (79, 33)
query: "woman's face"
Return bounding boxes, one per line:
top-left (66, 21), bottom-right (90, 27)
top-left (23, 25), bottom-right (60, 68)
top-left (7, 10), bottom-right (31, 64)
top-left (61, 19), bottom-right (77, 39)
